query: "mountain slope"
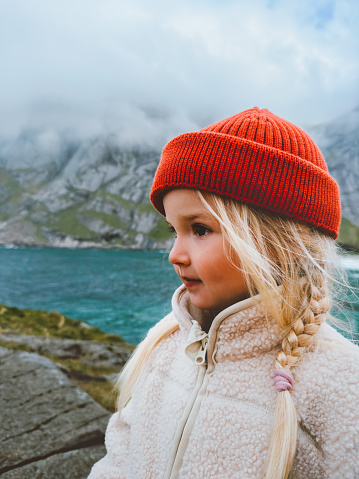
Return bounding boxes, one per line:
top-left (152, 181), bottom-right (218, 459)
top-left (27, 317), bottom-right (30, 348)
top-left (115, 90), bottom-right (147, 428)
top-left (309, 106), bottom-right (359, 228)
top-left (0, 108), bottom-right (358, 249)
top-left (0, 133), bottom-right (172, 249)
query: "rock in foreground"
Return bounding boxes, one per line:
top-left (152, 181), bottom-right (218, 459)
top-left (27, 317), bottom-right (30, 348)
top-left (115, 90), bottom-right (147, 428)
top-left (0, 332), bottom-right (131, 372)
top-left (1, 447), bottom-right (105, 479)
top-left (0, 346), bottom-right (110, 478)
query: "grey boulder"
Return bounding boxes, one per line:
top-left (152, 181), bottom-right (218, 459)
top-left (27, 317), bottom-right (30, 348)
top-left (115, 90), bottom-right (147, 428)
top-left (0, 347), bottom-right (110, 478)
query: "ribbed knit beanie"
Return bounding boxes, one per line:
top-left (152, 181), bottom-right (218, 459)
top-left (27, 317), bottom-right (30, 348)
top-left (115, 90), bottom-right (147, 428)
top-left (150, 107), bottom-right (341, 238)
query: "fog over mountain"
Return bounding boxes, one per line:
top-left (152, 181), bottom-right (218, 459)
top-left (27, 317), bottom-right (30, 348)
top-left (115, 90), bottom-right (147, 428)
top-left (309, 106), bottom-right (359, 227)
top-left (2, 0), bottom-right (358, 138)
top-left (0, 107), bottom-right (358, 249)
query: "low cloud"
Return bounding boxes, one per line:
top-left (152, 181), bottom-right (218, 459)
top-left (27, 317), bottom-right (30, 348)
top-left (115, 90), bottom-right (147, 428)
top-left (1, 0), bottom-right (358, 144)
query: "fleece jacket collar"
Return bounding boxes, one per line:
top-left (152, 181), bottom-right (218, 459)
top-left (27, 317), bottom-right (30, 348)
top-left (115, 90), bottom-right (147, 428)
top-left (172, 284), bottom-right (283, 362)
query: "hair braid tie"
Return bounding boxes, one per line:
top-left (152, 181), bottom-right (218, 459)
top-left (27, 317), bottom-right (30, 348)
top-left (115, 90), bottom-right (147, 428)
top-left (274, 369), bottom-right (294, 392)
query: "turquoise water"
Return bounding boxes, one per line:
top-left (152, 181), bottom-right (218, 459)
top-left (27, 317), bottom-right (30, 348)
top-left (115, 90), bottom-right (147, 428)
top-left (0, 246), bottom-right (358, 344)
top-left (0, 247), bottom-right (181, 344)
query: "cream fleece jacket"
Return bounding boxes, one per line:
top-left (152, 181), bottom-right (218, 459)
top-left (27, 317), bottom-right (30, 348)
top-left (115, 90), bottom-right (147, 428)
top-left (88, 285), bottom-right (359, 479)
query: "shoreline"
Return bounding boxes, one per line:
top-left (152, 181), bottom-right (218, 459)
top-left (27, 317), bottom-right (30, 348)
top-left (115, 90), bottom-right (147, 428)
top-left (1, 241), bottom-right (358, 255)
top-left (0, 241), bottom-right (166, 251)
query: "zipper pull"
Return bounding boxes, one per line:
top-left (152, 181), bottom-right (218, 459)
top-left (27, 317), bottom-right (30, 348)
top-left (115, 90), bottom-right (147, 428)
top-left (194, 336), bottom-right (208, 365)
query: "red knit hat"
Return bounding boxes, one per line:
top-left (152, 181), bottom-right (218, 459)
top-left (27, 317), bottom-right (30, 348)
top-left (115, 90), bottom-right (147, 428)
top-left (150, 107), bottom-right (341, 238)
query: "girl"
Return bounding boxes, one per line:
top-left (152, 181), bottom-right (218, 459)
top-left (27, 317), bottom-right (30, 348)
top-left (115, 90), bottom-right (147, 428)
top-left (89, 107), bottom-right (359, 479)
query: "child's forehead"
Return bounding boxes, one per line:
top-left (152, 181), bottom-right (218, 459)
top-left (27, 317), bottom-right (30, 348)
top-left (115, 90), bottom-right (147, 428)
top-left (163, 189), bottom-right (214, 221)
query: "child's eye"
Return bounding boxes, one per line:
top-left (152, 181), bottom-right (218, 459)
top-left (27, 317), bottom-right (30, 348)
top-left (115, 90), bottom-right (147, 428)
top-left (192, 224), bottom-right (211, 237)
top-left (168, 225), bottom-right (177, 237)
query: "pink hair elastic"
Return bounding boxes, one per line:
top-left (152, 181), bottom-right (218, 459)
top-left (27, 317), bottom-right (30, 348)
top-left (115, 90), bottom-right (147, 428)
top-left (273, 369), bottom-right (294, 392)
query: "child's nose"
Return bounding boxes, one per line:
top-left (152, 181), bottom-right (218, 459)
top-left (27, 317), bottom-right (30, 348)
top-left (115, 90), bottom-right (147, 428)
top-left (168, 237), bottom-right (190, 266)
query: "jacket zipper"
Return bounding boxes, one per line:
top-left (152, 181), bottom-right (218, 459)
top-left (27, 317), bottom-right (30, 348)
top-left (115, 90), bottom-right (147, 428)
top-left (162, 290), bottom-right (262, 478)
top-left (164, 336), bottom-right (210, 479)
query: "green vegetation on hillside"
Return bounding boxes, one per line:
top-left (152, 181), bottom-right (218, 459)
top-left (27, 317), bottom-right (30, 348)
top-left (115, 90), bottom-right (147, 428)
top-left (50, 205), bottom-right (99, 239)
top-left (35, 226), bottom-right (49, 243)
top-left (99, 191), bottom-right (135, 209)
top-left (0, 212), bottom-right (10, 221)
top-left (98, 191), bottom-right (155, 214)
top-left (0, 168), bottom-right (21, 191)
top-left (0, 304), bottom-right (126, 344)
top-left (338, 217), bottom-right (359, 251)
top-left (137, 202), bottom-right (155, 214)
top-left (82, 209), bottom-right (125, 229)
top-left (149, 217), bottom-right (173, 242)
top-left (0, 168), bottom-right (24, 206)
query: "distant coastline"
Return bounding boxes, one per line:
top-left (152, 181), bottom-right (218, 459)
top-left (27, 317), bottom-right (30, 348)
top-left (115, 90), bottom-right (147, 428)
top-left (1, 241), bottom-right (358, 254)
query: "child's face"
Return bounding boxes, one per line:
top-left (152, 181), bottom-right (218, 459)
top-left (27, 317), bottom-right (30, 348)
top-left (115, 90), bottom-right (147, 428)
top-left (163, 189), bottom-right (250, 314)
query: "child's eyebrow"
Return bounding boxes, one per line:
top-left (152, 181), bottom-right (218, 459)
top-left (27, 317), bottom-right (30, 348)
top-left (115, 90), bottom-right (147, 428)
top-left (166, 212), bottom-right (213, 225)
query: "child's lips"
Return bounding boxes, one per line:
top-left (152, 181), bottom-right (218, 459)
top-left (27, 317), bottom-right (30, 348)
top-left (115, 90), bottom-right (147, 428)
top-left (181, 276), bottom-right (202, 288)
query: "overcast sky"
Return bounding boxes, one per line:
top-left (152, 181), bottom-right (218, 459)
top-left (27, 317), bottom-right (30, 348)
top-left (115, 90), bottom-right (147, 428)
top-left (1, 0), bottom-right (358, 145)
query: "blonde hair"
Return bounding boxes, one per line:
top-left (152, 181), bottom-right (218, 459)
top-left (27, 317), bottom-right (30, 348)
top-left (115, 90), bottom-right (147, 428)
top-left (116, 189), bottom-right (340, 479)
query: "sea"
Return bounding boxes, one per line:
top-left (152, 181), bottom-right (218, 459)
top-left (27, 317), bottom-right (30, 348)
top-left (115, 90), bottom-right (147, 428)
top-left (0, 246), bottom-right (358, 345)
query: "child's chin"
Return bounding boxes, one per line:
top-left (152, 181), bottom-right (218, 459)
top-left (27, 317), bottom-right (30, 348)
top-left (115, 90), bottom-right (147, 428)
top-left (188, 295), bottom-right (214, 311)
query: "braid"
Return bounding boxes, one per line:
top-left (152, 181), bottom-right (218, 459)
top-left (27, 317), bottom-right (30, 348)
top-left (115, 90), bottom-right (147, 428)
top-left (266, 261), bottom-right (333, 479)
top-left (277, 273), bottom-right (332, 370)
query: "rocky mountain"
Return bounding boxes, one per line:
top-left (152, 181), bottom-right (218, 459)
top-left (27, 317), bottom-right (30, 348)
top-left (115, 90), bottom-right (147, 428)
top-left (0, 107), bottom-right (358, 249)
top-left (308, 106), bottom-right (359, 229)
top-left (0, 132), bottom-right (172, 249)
